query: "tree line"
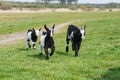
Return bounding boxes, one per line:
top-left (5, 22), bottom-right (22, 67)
top-left (0, 1), bottom-right (120, 10)
top-left (36, 0), bottom-right (78, 4)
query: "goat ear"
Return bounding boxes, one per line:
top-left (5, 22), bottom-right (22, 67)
top-left (84, 25), bottom-right (86, 29)
top-left (39, 28), bottom-right (41, 31)
top-left (52, 24), bottom-right (55, 29)
top-left (32, 28), bottom-right (35, 30)
top-left (44, 24), bottom-right (49, 31)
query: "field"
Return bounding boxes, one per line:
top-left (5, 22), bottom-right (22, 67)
top-left (0, 12), bottom-right (120, 80)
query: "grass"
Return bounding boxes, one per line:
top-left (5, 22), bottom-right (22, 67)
top-left (0, 12), bottom-right (120, 80)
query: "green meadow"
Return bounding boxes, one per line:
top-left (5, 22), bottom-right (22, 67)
top-left (0, 12), bottom-right (120, 80)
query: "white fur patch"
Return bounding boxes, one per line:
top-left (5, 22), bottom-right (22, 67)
top-left (40, 34), bottom-right (46, 53)
top-left (68, 31), bottom-right (74, 40)
top-left (35, 30), bottom-right (40, 36)
top-left (66, 44), bottom-right (68, 46)
top-left (27, 32), bottom-right (32, 41)
top-left (50, 28), bottom-right (54, 37)
top-left (80, 29), bottom-right (85, 39)
top-left (70, 31), bottom-right (74, 39)
top-left (40, 35), bottom-right (46, 48)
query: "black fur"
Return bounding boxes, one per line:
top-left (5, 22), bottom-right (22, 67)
top-left (43, 24), bottom-right (55, 60)
top-left (42, 31), bottom-right (47, 35)
top-left (31, 28), bottom-right (37, 42)
top-left (66, 24), bottom-right (86, 57)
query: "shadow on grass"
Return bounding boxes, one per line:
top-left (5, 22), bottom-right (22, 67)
top-left (16, 47), bottom-right (27, 51)
top-left (55, 50), bottom-right (68, 56)
top-left (16, 47), bottom-right (38, 52)
top-left (27, 54), bottom-right (45, 60)
top-left (94, 67), bottom-right (120, 80)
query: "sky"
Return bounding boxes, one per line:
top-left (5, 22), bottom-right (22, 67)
top-left (5, 0), bottom-right (120, 4)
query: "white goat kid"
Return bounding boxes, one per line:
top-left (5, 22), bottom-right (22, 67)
top-left (26, 28), bottom-right (41, 49)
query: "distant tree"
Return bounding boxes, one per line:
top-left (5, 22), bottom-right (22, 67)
top-left (99, 6), bottom-right (106, 10)
top-left (58, 0), bottom-right (78, 4)
top-left (19, 2), bottom-right (23, 11)
top-left (58, 0), bottom-right (65, 4)
top-left (0, 1), bottom-right (12, 10)
top-left (80, 4), bottom-right (94, 11)
top-left (35, 0), bottom-right (78, 4)
top-left (108, 3), bottom-right (118, 8)
top-left (68, 0), bottom-right (78, 4)
top-left (36, 0), bottom-right (41, 3)
top-left (80, 5), bottom-right (88, 11)
top-left (36, 0), bottom-right (53, 4)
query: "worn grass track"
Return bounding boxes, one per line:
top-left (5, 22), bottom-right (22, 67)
top-left (0, 22), bottom-right (72, 44)
top-left (0, 12), bottom-right (120, 80)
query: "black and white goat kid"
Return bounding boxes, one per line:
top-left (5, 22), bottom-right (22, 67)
top-left (26, 28), bottom-right (41, 49)
top-left (40, 24), bottom-right (55, 60)
top-left (66, 24), bottom-right (86, 57)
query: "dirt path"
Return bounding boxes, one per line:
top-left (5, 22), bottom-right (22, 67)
top-left (0, 22), bottom-right (72, 45)
top-left (54, 22), bottom-right (72, 33)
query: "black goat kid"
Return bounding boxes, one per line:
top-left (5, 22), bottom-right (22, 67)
top-left (66, 24), bottom-right (86, 56)
top-left (40, 24), bottom-right (55, 60)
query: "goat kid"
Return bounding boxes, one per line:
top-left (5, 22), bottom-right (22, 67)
top-left (26, 28), bottom-right (41, 49)
top-left (40, 24), bottom-right (55, 60)
top-left (66, 24), bottom-right (86, 57)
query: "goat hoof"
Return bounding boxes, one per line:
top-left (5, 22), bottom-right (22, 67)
top-left (26, 48), bottom-right (28, 50)
top-left (46, 56), bottom-right (49, 60)
top-left (75, 54), bottom-right (78, 57)
top-left (46, 58), bottom-right (49, 60)
top-left (39, 53), bottom-right (43, 56)
top-left (50, 53), bottom-right (53, 56)
top-left (28, 46), bottom-right (31, 48)
top-left (33, 48), bottom-right (36, 50)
